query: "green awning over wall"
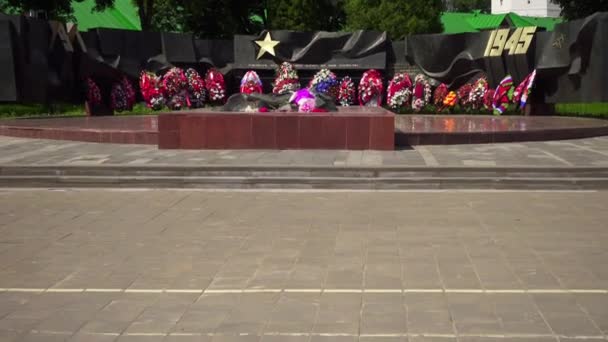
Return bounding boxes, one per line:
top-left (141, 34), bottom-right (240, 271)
top-left (72, 0), bottom-right (141, 31)
top-left (441, 11), bottom-right (563, 34)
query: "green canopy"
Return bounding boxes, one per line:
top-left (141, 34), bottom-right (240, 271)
top-left (441, 11), bottom-right (563, 34)
top-left (72, 0), bottom-right (141, 31)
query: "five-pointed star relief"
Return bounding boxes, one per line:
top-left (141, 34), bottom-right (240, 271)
top-left (255, 32), bottom-right (280, 59)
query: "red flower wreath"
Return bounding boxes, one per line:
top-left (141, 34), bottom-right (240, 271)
top-left (139, 71), bottom-right (166, 110)
top-left (185, 68), bottom-right (207, 108)
top-left (387, 73), bottom-right (412, 110)
top-left (163, 67), bottom-right (189, 110)
top-left (240, 70), bottom-right (263, 95)
top-left (205, 68), bottom-right (226, 103)
top-left (85, 77), bottom-right (102, 106)
top-left (338, 76), bottom-right (356, 106)
top-left (457, 83), bottom-right (473, 109)
top-left (433, 83), bottom-right (449, 108)
top-left (359, 69), bottom-right (384, 106)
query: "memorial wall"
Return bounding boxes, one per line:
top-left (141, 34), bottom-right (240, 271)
top-left (0, 12), bottom-right (606, 104)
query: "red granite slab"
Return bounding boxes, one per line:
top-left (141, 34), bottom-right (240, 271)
top-left (252, 115), bottom-right (276, 149)
top-left (276, 115), bottom-right (300, 149)
top-left (299, 115), bottom-right (325, 149)
top-left (346, 116), bottom-right (371, 150)
top-left (370, 115), bottom-right (395, 150)
top-left (321, 116), bottom-right (347, 149)
top-left (157, 107), bottom-right (395, 150)
top-left (179, 115), bottom-right (206, 149)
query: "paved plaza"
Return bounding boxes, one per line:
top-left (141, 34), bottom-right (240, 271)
top-left (0, 136), bottom-right (608, 167)
top-left (0, 189), bottom-right (607, 341)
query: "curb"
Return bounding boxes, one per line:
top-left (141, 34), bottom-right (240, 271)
top-left (1, 165), bottom-right (607, 190)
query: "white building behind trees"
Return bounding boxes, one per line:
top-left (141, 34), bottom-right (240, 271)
top-left (491, 0), bottom-right (561, 17)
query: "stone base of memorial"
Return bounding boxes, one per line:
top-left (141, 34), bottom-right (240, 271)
top-left (85, 101), bottom-right (114, 116)
top-left (158, 107), bottom-right (395, 150)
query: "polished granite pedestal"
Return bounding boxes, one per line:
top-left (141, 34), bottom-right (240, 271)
top-left (158, 107), bottom-right (396, 150)
top-left (2, 112), bottom-right (608, 148)
top-left (395, 115), bottom-right (608, 145)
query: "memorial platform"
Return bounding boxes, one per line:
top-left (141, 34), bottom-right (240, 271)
top-left (158, 107), bottom-right (395, 150)
top-left (1, 111), bottom-right (608, 149)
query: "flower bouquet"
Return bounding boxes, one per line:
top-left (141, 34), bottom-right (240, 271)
top-left (358, 69), bottom-right (383, 107)
top-left (205, 68), bottom-right (226, 104)
top-left (290, 88), bottom-right (316, 112)
top-left (110, 82), bottom-right (128, 112)
top-left (338, 76), bottom-right (356, 106)
top-left (139, 71), bottom-right (165, 110)
top-left (309, 68), bottom-right (339, 99)
top-left (163, 67), bottom-right (189, 110)
top-left (484, 88), bottom-right (495, 111)
top-left (185, 68), bottom-right (207, 108)
top-left (240, 70), bottom-right (263, 95)
top-left (457, 83), bottom-right (473, 110)
top-left (411, 74), bottom-right (431, 112)
top-left (85, 77), bottom-right (102, 106)
top-left (387, 73), bottom-right (412, 110)
top-left (272, 62), bottom-right (300, 95)
top-left (469, 78), bottom-right (488, 111)
top-left (433, 83), bottom-right (449, 110)
top-left (443, 91), bottom-right (458, 109)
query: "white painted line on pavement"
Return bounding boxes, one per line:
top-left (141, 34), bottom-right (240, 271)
top-left (30, 331), bottom-right (608, 340)
top-left (1, 187), bottom-right (599, 193)
top-left (6, 288), bottom-right (45, 292)
top-left (242, 289), bottom-right (282, 293)
top-left (46, 288), bottom-right (84, 293)
top-left (1, 287), bottom-right (607, 294)
top-left (21, 329), bottom-right (608, 340)
top-left (124, 289), bottom-right (164, 293)
top-left (85, 288), bottom-right (124, 292)
top-left (364, 289), bottom-right (402, 293)
top-left (164, 289), bottom-right (204, 294)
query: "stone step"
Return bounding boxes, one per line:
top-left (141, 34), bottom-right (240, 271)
top-left (0, 165), bottom-right (607, 189)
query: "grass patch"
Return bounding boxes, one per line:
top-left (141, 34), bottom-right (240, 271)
top-left (555, 103), bottom-right (608, 118)
top-left (0, 103), bottom-right (84, 118)
top-left (0, 102), bottom-right (159, 119)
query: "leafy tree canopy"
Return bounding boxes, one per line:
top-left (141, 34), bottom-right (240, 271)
top-left (452, 0), bottom-right (490, 12)
top-left (0, 0), bottom-right (113, 21)
top-left (344, 0), bottom-right (444, 38)
top-left (552, 0), bottom-right (608, 20)
top-left (267, 0), bottom-right (344, 31)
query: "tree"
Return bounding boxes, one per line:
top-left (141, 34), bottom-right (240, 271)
top-left (148, 0), bottom-right (184, 32)
top-left (0, 0), bottom-right (117, 21)
top-left (344, 0), bottom-right (444, 38)
top-left (552, 0), bottom-right (608, 20)
top-left (173, 0), bottom-right (265, 38)
top-left (133, 0), bottom-right (154, 31)
top-left (267, 0), bottom-right (344, 31)
top-left (452, 0), bottom-right (490, 12)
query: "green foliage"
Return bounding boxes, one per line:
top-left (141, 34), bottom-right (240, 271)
top-left (149, 0), bottom-right (184, 32)
top-left (0, 103), bottom-right (84, 118)
top-left (0, 102), bottom-right (162, 118)
top-left (344, 0), bottom-right (444, 38)
top-left (555, 103), bottom-right (608, 118)
top-left (452, 0), bottom-right (490, 12)
top-left (0, 0), bottom-right (21, 15)
top-left (552, 0), bottom-right (608, 20)
top-left (175, 0), bottom-right (264, 38)
top-left (0, 0), bottom-right (114, 21)
top-left (267, 0), bottom-right (344, 31)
